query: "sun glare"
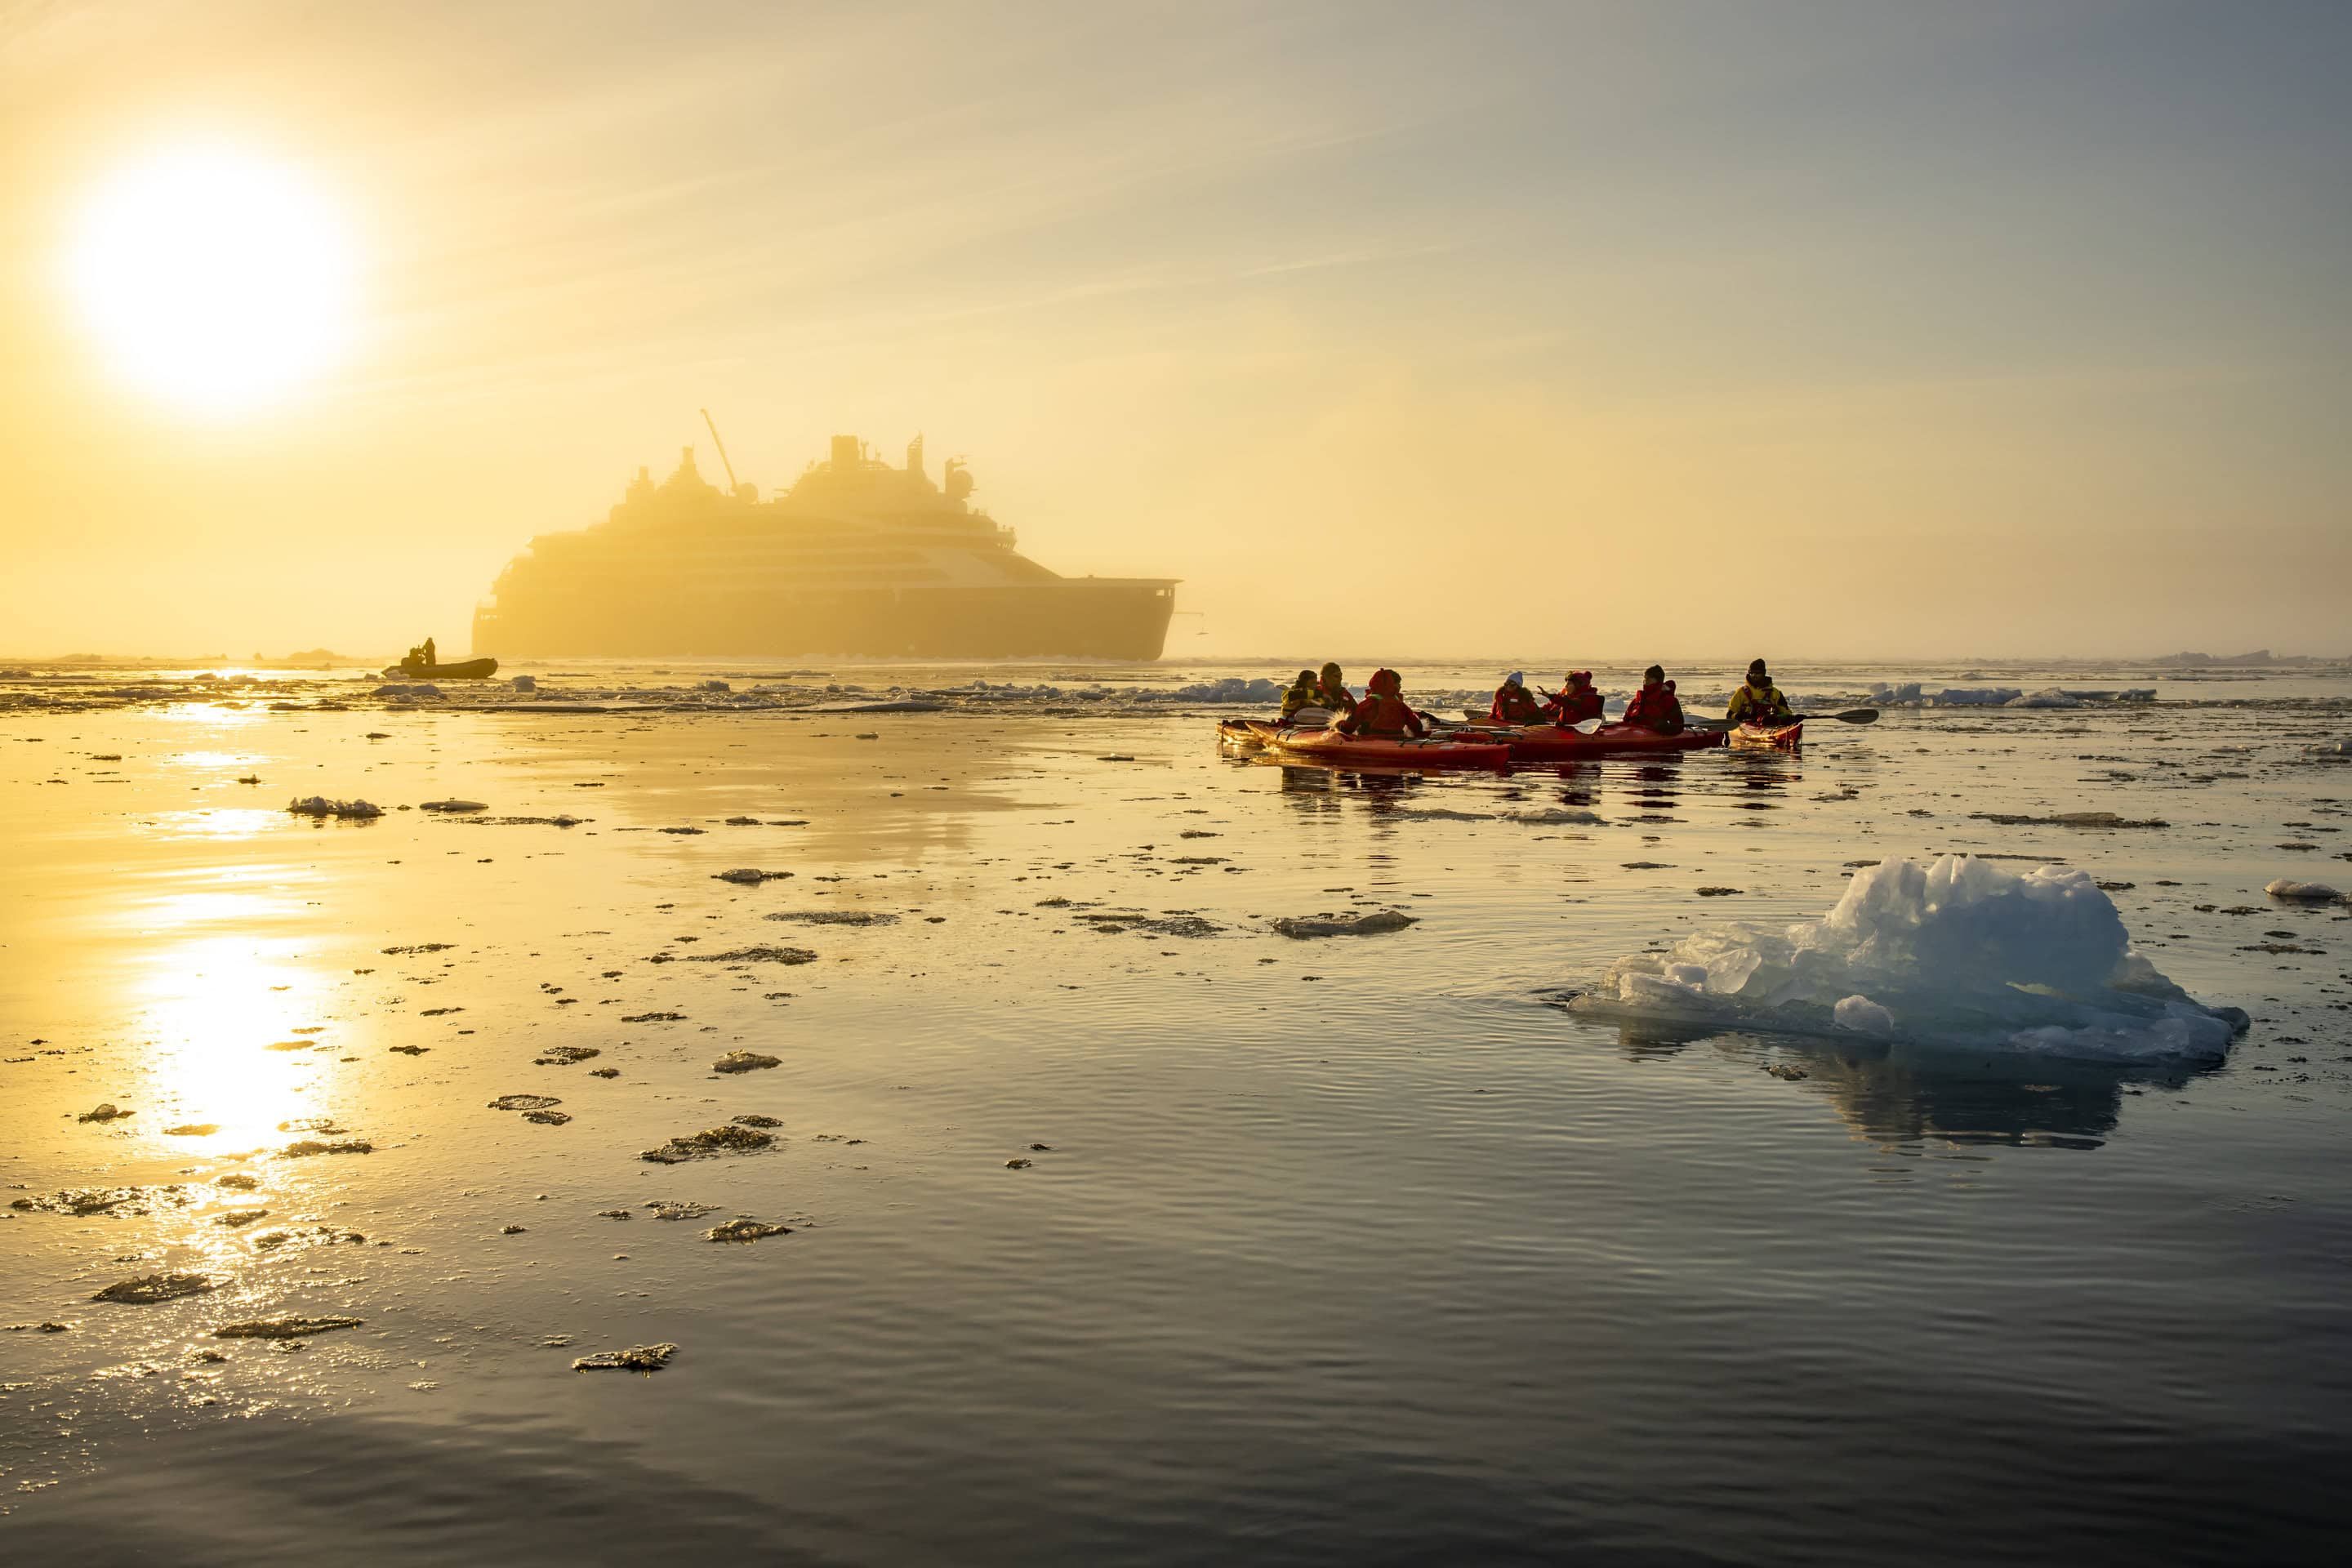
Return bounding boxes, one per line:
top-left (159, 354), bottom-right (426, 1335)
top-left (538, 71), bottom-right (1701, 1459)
top-left (65, 145), bottom-right (354, 415)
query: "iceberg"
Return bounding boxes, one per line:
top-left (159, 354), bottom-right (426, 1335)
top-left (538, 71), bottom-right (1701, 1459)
top-left (1571, 855), bottom-right (2247, 1064)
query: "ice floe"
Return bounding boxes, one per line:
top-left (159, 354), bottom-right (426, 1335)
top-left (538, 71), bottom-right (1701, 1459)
top-left (1572, 854), bottom-right (2247, 1064)
top-left (1271, 911), bottom-right (1418, 938)
top-left (2265, 878), bottom-right (2344, 902)
top-left (287, 795), bottom-right (381, 819)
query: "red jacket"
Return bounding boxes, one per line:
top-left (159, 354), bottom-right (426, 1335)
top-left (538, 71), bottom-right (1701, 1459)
top-left (1623, 679), bottom-right (1683, 733)
top-left (1545, 679), bottom-right (1604, 726)
top-left (1490, 685), bottom-right (1544, 724)
top-left (1339, 670), bottom-right (1426, 737)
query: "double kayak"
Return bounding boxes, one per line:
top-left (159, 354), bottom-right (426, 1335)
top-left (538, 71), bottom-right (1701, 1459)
top-left (1219, 719), bottom-right (1509, 769)
top-left (1727, 719), bottom-right (1802, 750)
top-left (1468, 722), bottom-right (1726, 760)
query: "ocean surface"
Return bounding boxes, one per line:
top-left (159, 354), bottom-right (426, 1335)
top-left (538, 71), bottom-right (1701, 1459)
top-left (2, 657), bottom-right (2348, 1565)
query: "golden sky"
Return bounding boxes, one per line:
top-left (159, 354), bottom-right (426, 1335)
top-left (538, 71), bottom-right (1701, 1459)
top-left (2, 1), bottom-right (2346, 660)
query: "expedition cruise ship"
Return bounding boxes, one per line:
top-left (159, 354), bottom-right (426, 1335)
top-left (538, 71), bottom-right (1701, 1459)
top-left (470, 433), bottom-right (1176, 660)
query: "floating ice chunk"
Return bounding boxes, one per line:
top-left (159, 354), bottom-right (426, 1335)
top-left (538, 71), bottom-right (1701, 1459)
top-left (1572, 855), bottom-right (2245, 1064)
top-left (510, 675), bottom-right (537, 693)
top-left (1833, 995), bottom-right (1895, 1036)
top-left (573, 1342), bottom-right (677, 1371)
top-left (419, 799), bottom-right (487, 813)
top-left (2265, 878), bottom-right (2343, 902)
top-left (1928, 687), bottom-right (2021, 706)
top-left (2054, 688), bottom-right (2156, 703)
top-left (1270, 911), bottom-right (1418, 938)
top-left (2006, 689), bottom-right (2085, 710)
top-left (2305, 738), bottom-right (2351, 759)
top-left (1163, 676), bottom-right (1285, 703)
top-left (1869, 682), bottom-right (1925, 705)
top-left (1503, 807), bottom-right (1604, 826)
top-left (287, 796), bottom-right (382, 819)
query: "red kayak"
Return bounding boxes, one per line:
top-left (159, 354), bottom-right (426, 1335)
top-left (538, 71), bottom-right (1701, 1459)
top-left (1728, 719), bottom-right (1802, 750)
top-left (1476, 722), bottom-right (1727, 760)
top-left (1219, 719), bottom-right (1508, 769)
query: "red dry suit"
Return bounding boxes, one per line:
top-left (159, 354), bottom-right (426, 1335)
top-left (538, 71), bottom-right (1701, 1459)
top-left (1490, 684), bottom-right (1544, 724)
top-left (1622, 678), bottom-right (1684, 734)
top-left (1339, 670), bottom-right (1428, 738)
top-left (1545, 674), bottom-right (1605, 727)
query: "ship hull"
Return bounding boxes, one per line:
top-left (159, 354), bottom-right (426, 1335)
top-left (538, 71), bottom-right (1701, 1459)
top-left (474, 580), bottom-right (1175, 661)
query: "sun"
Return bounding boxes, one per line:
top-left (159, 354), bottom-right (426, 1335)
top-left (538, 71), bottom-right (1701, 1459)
top-left (65, 145), bottom-right (355, 415)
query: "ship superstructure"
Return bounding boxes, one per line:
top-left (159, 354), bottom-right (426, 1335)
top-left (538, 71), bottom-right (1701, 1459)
top-left (471, 434), bottom-right (1176, 659)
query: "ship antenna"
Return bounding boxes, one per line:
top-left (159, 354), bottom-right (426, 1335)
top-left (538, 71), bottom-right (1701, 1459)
top-left (698, 408), bottom-right (741, 492)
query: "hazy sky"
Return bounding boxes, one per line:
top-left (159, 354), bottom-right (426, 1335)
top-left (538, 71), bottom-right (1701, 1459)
top-left (3, 0), bottom-right (2347, 660)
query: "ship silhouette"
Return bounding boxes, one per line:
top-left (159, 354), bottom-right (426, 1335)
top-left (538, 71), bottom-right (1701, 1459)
top-left (472, 433), bottom-right (1176, 659)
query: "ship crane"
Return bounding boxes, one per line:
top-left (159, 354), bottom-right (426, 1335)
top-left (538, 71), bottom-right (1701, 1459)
top-left (699, 408), bottom-right (742, 494)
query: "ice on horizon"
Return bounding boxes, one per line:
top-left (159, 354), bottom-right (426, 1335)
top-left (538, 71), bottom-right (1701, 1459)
top-left (1574, 855), bottom-right (2247, 1065)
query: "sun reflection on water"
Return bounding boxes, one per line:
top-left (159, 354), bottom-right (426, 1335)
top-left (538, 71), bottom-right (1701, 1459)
top-left (129, 933), bottom-right (343, 1149)
top-left (140, 808), bottom-right (287, 840)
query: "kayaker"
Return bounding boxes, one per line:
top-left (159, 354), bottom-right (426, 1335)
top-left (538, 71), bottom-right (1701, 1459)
top-left (1725, 659), bottom-right (1794, 725)
top-left (1544, 670), bottom-right (1605, 727)
top-left (1312, 662), bottom-right (1356, 714)
top-left (1623, 666), bottom-right (1685, 733)
top-left (1489, 672), bottom-right (1544, 724)
top-left (1336, 668), bottom-right (1428, 739)
top-left (1278, 669), bottom-right (1325, 719)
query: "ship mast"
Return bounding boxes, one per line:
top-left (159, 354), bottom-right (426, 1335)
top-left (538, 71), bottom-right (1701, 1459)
top-left (698, 408), bottom-right (741, 493)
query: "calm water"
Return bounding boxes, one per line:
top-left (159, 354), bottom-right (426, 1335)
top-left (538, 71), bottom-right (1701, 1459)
top-left (2, 663), bottom-right (2348, 1564)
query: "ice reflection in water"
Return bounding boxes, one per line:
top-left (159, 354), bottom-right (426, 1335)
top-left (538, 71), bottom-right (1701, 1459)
top-left (1592, 1018), bottom-right (2198, 1151)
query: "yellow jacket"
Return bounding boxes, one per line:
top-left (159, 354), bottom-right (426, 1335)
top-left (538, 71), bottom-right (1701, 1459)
top-left (1726, 682), bottom-right (1793, 724)
top-left (1280, 680), bottom-right (1325, 718)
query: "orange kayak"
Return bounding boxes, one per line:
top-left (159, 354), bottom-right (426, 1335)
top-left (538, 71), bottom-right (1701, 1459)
top-left (1728, 720), bottom-right (1802, 750)
top-left (1481, 722), bottom-right (1727, 760)
top-left (1219, 719), bottom-right (1508, 769)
